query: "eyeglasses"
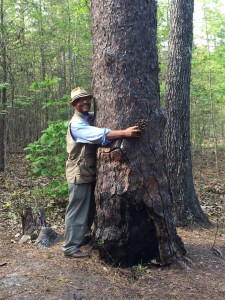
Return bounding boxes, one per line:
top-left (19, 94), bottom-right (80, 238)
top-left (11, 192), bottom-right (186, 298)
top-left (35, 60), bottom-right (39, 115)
top-left (77, 97), bottom-right (92, 103)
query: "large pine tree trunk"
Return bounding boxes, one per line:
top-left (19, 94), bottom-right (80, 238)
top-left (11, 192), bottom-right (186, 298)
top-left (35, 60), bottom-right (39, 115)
top-left (164, 0), bottom-right (210, 227)
top-left (91, 0), bottom-right (185, 267)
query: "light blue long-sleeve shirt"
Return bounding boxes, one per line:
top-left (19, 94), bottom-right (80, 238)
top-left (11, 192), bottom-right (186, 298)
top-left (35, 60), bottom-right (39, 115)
top-left (70, 113), bottom-right (112, 146)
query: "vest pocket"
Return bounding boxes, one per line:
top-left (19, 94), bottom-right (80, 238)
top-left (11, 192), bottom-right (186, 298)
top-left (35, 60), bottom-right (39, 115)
top-left (78, 161), bottom-right (96, 178)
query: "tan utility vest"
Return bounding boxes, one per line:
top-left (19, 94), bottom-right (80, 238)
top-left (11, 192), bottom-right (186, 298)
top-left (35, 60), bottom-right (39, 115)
top-left (66, 111), bottom-right (97, 184)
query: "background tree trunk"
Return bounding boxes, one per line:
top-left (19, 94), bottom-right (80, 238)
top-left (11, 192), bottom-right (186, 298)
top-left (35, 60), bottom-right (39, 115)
top-left (164, 0), bottom-right (210, 227)
top-left (0, 0), bottom-right (7, 171)
top-left (91, 0), bottom-right (185, 267)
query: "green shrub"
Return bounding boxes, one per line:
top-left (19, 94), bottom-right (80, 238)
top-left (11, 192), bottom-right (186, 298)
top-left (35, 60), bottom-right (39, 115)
top-left (25, 120), bottom-right (69, 199)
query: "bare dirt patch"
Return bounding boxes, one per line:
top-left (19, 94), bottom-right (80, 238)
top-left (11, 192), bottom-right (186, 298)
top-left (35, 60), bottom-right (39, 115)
top-left (0, 152), bottom-right (225, 300)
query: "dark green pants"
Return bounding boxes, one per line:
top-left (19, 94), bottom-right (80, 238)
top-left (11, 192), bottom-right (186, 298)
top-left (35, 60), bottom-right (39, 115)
top-left (63, 182), bottom-right (95, 255)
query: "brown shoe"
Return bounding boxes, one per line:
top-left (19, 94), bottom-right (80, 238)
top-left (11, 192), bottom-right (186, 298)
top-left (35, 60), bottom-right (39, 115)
top-left (64, 250), bottom-right (90, 259)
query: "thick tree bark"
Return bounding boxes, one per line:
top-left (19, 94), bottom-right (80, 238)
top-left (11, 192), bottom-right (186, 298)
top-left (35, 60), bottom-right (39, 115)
top-left (164, 0), bottom-right (210, 227)
top-left (91, 0), bottom-right (185, 267)
top-left (0, 0), bottom-right (7, 172)
top-left (0, 94), bottom-right (6, 172)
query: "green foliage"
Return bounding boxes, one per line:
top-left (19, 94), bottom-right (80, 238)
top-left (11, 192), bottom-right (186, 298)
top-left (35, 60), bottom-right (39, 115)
top-left (187, 214), bottom-right (194, 227)
top-left (2, 200), bottom-right (14, 219)
top-left (1, 0), bottom-right (94, 201)
top-left (25, 120), bottom-right (69, 199)
top-left (30, 77), bottom-right (62, 92)
top-left (4, 211), bottom-right (14, 219)
top-left (0, 82), bottom-right (10, 90)
top-left (42, 99), bottom-right (70, 116)
top-left (2, 194), bottom-right (22, 221)
top-left (157, 0), bottom-right (225, 149)
top-left (1, 0), bottom-right (92, 150)
top-left (157, 1), bottom-right (170, 48)
top-left (157, 0), bottom-right (170, 104)
top-left (98, 239), bottom-right (105, 247)
top-left (135, 264), bottom-right (148, 273)
top-left (190, 0), bottom-right (225, 150)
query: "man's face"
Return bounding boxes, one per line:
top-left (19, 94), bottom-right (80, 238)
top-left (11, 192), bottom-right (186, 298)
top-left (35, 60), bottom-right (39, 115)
top-left (73, 96), bottom-right (92, 114)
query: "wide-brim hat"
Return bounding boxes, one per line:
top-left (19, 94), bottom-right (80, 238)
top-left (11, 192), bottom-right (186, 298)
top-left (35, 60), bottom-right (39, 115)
top-left (70, 87), bottom-right (92, 104)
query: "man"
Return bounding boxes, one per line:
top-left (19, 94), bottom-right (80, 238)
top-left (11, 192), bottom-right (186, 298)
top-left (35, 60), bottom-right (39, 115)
top-left (63, 87), bottom-right (141, 258)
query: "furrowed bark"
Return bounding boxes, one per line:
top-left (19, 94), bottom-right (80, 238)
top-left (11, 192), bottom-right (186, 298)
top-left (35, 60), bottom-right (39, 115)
top-left (164, 0), bottom-right (211, 227)
top-left (91, 0), bottom-right (185, 266)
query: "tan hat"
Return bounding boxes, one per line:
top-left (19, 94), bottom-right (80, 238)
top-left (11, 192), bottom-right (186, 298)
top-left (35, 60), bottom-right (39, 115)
top-left (70, 87), bottom-right (92, 104)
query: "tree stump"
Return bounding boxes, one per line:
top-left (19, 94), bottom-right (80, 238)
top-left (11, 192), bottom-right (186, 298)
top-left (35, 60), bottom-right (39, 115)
top-left (21, 207), bottom-right (61, 248)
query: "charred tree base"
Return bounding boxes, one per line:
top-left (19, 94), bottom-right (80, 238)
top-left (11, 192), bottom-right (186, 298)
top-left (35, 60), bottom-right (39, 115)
top-left (93, 136), bottom-right (187, 267)
top-left (96, 223), bottom-right (186, 268)
top-left (96, 200), bottom-right (159, 267)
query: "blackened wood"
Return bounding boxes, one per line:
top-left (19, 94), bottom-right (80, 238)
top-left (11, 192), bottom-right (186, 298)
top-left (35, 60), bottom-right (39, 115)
top-left (35, 227), bottom-right (62, 249)
top-left (21, 207), bottom-right (47, 239)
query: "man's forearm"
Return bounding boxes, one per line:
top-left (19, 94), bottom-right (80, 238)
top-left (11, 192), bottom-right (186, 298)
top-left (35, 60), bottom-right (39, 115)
top-left (106, 130), bottom-right (127, 140)
top-left (106, 126), bottom-right (141, 140)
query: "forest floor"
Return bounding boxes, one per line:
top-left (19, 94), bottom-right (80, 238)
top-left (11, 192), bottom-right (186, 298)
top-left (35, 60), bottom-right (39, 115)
top-left (0, 151), bottom-right (225, 300)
